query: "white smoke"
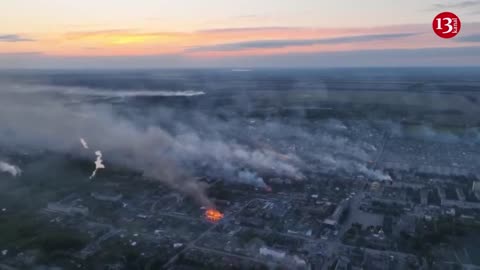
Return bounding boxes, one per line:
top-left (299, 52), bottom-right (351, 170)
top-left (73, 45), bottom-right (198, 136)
top-left (0, 86), bottom-right (304, 207)
top-left (0, 161), bottom-right (22, 177)
top-left (80, 89), bottom-right (206, 98)
top-left (2, 84), bottom-right (205, 98)
top-left (356, 163), bottom-right (392, 181)
top-left (237, 170), bottom-right (267, 188)
top-left (80, 138), bottom-right (89, 149)
top-left (90, 151), bottom-right (105, 179)
top-left (323, 119), bottom-right (348, 131)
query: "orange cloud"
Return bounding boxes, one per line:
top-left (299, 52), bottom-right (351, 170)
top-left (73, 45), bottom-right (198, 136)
top-left (2, 23), bottom-right (479, 58)
top-left (64, 30), bottom-right (189, 45)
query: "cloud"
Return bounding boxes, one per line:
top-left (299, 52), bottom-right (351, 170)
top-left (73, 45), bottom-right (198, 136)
top-left (64, 26), bottom-right (296, 39)
top-left (64, 29), bottom-right (186, 39)
top-left (64, 29), bottom-right (134, 37)
top-left (195, 25), bottom-right (417, 38)
top-left (0, 34), bottom-right (34, 42)
top-left (197, 26), bottom-right (300, 34)
top-left (457, 34), bottom-right (480, 42)
top-left (433, 0), bottom-right (480, 9)
top-left (62, 30), bottom-right (188, 46)
top-left (186, 33), bottom-right (418, 52)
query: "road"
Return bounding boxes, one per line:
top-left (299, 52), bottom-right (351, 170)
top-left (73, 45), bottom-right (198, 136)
top-left (162, 199), bottom-right (258, 269)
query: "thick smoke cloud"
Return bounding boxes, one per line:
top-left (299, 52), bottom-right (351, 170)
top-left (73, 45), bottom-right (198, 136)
top-left (0, 83), bottom-right (305, 206)
top-left (237, 170), bottom-right (267, 188)
top-left (0, 161), bottom-right (22, 177)
top-left (7, 80), bottom-right (467, 204)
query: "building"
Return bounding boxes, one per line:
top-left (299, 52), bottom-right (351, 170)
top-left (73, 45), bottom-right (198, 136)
top-left (472, 181), bottom-right (480, 195)
top-left (334, 256), bottom-right (351, 270)
top-left (323, 199), bottom-right (350, 227)
top-left (91, 192), bottom-right (123, 202)
top-left (259, 247), bottom-right (286, 260)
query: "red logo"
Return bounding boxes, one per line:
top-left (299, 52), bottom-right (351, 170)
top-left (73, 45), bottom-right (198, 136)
top-left (433, 12), bottom-right (461, 39)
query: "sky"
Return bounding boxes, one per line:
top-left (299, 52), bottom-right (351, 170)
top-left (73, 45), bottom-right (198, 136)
top-left (1, 0), bottom-right (480, 68)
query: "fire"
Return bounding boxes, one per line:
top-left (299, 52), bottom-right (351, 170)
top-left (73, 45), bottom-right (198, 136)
top-left (205, 208), bottom-right (224, 222)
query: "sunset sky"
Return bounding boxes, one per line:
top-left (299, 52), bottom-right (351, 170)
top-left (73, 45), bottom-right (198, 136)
top-left (1, 0), bottom-right (480, 68)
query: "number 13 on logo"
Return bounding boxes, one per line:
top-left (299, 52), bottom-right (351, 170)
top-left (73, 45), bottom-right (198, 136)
top-left (433, 12), bottom-right (461, 39)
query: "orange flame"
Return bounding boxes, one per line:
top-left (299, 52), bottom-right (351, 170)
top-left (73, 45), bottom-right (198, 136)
top-left (205, 208), bottom-right (224, 222)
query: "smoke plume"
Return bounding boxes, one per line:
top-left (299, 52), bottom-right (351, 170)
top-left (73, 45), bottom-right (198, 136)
top-left (89, 150), bottom-right (105, 179)
top-left (0, 83), bottom-right (304, 207)
top-left (0, 161), bottom-right (22, 177)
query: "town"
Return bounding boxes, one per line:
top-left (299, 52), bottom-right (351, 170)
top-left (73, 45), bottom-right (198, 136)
top-left (1, 120), bottom-right (479, 270)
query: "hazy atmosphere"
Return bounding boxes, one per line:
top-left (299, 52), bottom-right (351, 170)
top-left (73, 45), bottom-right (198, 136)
top-left (1, 0), bottom-right (480, 68)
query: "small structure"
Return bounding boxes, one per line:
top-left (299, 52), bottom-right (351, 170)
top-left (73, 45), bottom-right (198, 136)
top-left (46, 202), bottom-right (89, 216)
top-left (259, 247), bottom-right (286, 260)
top-left (91, 192), bottom-right (123, 202)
